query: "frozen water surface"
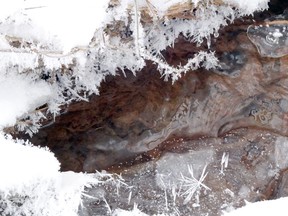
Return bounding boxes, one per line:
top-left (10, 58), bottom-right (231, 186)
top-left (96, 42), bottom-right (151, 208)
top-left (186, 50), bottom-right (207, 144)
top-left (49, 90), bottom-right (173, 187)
top-left (247, 20), bottom-right (288, 58)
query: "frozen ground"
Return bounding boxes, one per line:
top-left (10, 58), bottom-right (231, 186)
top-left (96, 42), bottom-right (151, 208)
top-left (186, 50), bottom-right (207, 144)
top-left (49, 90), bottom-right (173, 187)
top-left (79, 129), bottom-right (288, 216)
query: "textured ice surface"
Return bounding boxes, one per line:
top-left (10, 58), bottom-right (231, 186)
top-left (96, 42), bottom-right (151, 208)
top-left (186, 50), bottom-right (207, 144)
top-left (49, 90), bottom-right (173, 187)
top-left (247, 21), bottom-right (288, 58)
top-left (79, 129), bottom-right (287, 216)
top-left (155, 150), bottom-right (215, 189)
top-left (275, 136), bottom-right (288, 169)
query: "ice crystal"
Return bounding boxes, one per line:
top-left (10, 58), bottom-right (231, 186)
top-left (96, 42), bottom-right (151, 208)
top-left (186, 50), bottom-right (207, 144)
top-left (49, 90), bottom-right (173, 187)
top-left (179, 164), bottom-right (211, 205)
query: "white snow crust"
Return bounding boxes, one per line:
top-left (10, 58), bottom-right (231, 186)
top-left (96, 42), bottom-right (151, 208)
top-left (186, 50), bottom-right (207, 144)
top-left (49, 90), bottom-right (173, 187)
top-left (223, 0), bottom-right (269, 14)
top-left (223, 197), bottom-right (288, 216)
top-left (0, 74), bottom-right (52, 128)
top-left (0, 0), bottom-right (110, 52)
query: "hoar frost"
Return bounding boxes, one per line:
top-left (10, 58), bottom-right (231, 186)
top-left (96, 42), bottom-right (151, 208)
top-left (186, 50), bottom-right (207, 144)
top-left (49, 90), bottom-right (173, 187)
top-left (0, 0), bottom-right (270, 131)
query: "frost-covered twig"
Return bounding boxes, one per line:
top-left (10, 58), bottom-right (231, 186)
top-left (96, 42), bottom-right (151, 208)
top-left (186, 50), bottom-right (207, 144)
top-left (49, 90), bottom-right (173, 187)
top-left (140, 49), bottom-right (219, 83)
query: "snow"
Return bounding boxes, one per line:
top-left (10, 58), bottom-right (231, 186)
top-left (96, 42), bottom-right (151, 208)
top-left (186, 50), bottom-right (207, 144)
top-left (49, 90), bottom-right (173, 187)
top-left (0, 134), bottom-right (59, 193)
top-left (0, 0), bottom-right (110, 52)
top-left (0, 0), bottom-right (269, 53)
top-left (223, 197), bottom-right (288, 216)
top-left (0, 68), bottom-right (98, 215)
top-left (0, 133), bottom-right (101, 216)
top-left (223, 0), bottom-right (269, 14)
top-left (144, 0), bottom-right (185, 17)
top-left (272, 29), bottom-right (284, 38)
top-left (0, 68), bottom-right (103, 215)
top-left (113, 204), bottom-right (149, 216)
top-left (0, 73), bottom-right (52, 128)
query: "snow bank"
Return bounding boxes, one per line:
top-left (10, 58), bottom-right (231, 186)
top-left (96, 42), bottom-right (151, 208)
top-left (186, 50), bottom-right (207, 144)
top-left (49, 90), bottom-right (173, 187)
top-left (223, 197), bottom-right (288, 216)
top-left (0, 134), bottom-right (59, 192)
top-left (223, 0), bottom-right (269, 14)
top-left (0, 73), bottom-right (52, 129)
top-left (113, 204), bottom-right (149, 216)
top-left (0, 70), bottom-right (98, 215)
top-left (0, 0), bottom-right (110, 52)
top-left (0, 134), bottom-right (100, 216)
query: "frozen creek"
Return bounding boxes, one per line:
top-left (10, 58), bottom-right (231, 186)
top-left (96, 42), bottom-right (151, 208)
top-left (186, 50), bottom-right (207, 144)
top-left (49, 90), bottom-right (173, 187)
top-left (24, 7), bottom-right (288, 216)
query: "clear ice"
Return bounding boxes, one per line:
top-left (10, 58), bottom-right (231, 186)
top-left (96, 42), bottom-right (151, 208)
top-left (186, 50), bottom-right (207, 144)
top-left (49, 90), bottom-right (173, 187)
top-left (247, 20), bottom-right (288, 58)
